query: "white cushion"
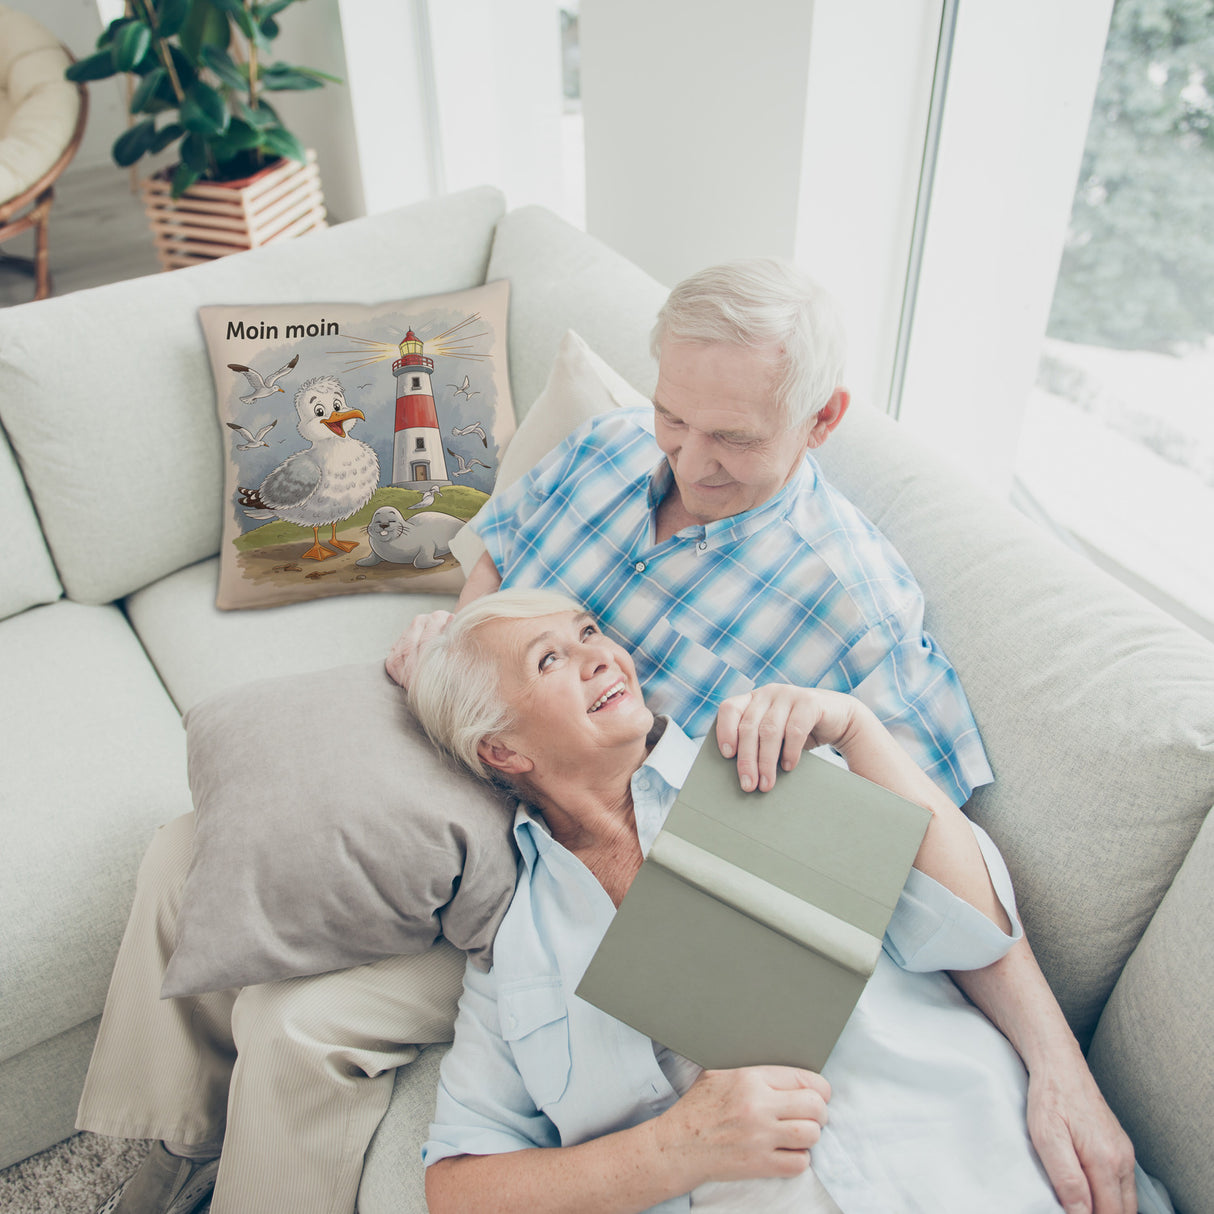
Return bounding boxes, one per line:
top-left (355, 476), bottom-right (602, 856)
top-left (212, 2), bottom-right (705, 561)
top-left (0, 600), bottom-right (191, 1062)
top-left (124, 556), bottom-right (457, 713)
top-left (0, 186), bottom-right (507, 606)
top-left (0, 423), bottom-right (60, 620)
top-left (814, 402), bottom-right (1214, 1045)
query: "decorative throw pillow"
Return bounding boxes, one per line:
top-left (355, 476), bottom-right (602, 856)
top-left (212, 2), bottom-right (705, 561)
top-left (162, 661), bottom-right (520, 998)
top-left (450, 328), bottom-right (649, 573)
top-left (199, 280), bottom-right (513, 609)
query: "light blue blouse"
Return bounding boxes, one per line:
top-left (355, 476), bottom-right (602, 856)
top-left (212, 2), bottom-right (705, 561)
top-left (424, 722), bottom-right (1068, 1212)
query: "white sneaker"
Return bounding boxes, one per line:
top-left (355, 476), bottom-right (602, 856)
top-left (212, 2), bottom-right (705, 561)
top-left (96, 1142), bottom-right (220, 1214)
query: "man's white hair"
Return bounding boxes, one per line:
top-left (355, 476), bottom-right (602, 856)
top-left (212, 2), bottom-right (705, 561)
top-left (650, 258), bottom-right (846, 429)
top-left (408, 588), bottom-right (586, 781)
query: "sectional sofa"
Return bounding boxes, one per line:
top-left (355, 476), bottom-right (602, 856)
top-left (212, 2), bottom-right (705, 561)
top-left (1, 185), bottom-right (1210, 1213)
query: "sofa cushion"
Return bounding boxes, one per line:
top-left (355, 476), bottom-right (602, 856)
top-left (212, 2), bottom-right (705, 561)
top-left (813, 402), bottom-right (1214, 1045)
top-left (1088, 804), bottom-right (1214, 1214)
top-left (0, 599), bottom-right (191, 1063)
top-left (0, 421), bottom-right (60, 620)
top-left (124, 557), bottom-right (455, 715)
top-left (163, 662), bottom-right (517, 997)
top-left (197, 280), bottom-right (513, 609)
top-left (0, 185), bottom-right (506, 606)
top-left (486, 205), bottom-right (668, 418)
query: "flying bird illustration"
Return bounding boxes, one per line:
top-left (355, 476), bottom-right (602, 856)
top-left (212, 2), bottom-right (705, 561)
top-left (225, 419), bottom-right (278, 451)
top-left (446, 447), bottom-right (490, 476)
top-left (448, 375), bottom-right (480, 400)
top-left (451, 421), bottom-right (488, 447)
top-left (238, 376), bottom-right (379, 561)
top-left (227, 354), bottom-right (299, 404)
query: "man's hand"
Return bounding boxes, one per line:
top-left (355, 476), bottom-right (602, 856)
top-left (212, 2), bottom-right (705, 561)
top-left (385, 610), bottom-right (453, 689)
top-left (715, 684), bottom-right (859, 792)
top-left (1026, 1062), bottom-right (1137, 1214)
top-left (654, 1066), bottom-right (830, 1186)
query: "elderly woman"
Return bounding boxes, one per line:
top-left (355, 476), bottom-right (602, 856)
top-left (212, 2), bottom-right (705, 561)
top-left (407, 588), bottom-right (1085, 1214)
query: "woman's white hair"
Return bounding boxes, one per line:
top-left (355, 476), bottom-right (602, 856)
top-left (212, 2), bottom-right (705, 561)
top-left (650, 258), bottom-right (846, 429)
top-left (407, 588), bottom-right (586, 781)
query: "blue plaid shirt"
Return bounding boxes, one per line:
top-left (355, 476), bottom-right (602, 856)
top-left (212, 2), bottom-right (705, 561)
top-left (471, 407), bottom-right (992, 805)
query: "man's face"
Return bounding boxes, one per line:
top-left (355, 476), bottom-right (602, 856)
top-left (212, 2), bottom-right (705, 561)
top-left (652, 340), bottom-right (816, 524)
top-left (478, 610), bottom-right (653, 778)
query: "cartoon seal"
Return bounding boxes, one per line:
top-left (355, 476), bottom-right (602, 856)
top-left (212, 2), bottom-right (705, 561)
top-left (356, 506), bottom-right (463, 570)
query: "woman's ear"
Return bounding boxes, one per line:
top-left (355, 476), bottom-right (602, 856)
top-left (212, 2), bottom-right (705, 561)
top-left (477, 738), bottom-right (534, 776)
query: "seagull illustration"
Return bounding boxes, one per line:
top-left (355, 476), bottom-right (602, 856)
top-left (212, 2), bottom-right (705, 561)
top-left (227, 354), bottom-right (299, 404)
top-left (451, 421), bottom-right (488, 447)
top-left (414, 486), bottom-right (444, 508)
top-left (447, 447), bottom-right (490, 476)
top-left (225, 419), bottom-right (278, 451)
top-left (448, 375), bottom-right (480, 400)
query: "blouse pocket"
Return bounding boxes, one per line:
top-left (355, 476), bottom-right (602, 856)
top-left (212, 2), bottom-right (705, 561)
top-left (499, 978), bottom-right (572, 1109)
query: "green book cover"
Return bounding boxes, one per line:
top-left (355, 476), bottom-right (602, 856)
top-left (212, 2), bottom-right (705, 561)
top-left (575, 744), bottom-right (932, 1071)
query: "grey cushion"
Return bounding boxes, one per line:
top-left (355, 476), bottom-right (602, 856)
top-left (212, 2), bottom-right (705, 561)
top-left (1088, 804), bottom-right (1214, 1214)
top-left (162, 662), bottom-right (519, 997)
top-left (0, 423), bottom-right (60, 621)
top-left (0, 600), bottom-right (190, 1062)
top-left (815, 402), bottom-right (1214, 1045)
top-left (486, 205), bottom-right (668, 419)
top-left (0, 186), bottom-right (506, 606)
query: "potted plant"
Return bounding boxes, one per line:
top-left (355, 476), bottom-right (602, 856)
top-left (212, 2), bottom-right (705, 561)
top-left (66, 0), bottom-right (340, 268)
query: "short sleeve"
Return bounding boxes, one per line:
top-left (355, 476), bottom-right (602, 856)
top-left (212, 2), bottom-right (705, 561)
top-left (883, 821), bottom-right (1023, 973)
top-left (423, 958), bottom-right (560, 1167)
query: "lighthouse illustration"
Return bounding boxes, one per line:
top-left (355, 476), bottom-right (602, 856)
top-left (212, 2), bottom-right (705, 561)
top-left (391, 330), bottom-right (451, 488)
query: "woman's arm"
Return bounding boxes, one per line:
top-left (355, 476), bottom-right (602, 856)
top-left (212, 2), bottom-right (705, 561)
top-left (715, 684), bottom-right (1010, 932)
top-left (427, 1065), bottom-right (830, 1214)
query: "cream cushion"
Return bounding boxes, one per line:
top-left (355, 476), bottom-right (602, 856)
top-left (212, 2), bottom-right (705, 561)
top-left (0, 6), bottom-right (79, 202)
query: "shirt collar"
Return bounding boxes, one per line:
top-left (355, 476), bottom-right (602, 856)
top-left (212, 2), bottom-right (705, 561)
top-left (645, 456), bottom-right (818, 547)
top-left (512, 716), bottom-right (703, 869)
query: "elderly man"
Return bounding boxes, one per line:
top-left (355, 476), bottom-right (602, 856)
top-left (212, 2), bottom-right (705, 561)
top-left (389, 260), bottom-right (1136, 1214)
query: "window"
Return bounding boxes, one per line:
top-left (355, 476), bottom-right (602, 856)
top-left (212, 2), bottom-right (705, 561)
top-left (1014, 0), bottom-right (1214, 637)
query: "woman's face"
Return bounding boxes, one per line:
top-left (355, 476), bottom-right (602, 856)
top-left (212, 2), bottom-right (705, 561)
top-left (477, 610), bottom-right (653, 775)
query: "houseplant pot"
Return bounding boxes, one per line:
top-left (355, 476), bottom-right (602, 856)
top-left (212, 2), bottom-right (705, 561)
top-left (67, 0), bottom-right (338, 267)
top-left (140, 147), bottom-right (325, 269)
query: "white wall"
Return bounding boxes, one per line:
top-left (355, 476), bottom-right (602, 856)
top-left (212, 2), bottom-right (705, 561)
top-left (579, 0), bottom-right (818, 288)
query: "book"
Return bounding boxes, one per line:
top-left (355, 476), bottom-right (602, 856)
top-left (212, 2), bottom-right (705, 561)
top-left (575, 743), bottom-right (932, 1072)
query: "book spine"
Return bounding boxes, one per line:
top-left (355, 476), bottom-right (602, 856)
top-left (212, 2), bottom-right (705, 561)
top-left (648, 832), bottom-right (882, 977)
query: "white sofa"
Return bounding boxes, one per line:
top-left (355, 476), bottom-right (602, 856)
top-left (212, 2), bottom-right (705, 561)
top-left (1, 185), bottom-right (1211, 1214)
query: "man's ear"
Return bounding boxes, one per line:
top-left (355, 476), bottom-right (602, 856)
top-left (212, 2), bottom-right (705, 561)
top-left (806, 388), bottom-right (850, 450)
top-left (477, 738), bottom-right (534, 777)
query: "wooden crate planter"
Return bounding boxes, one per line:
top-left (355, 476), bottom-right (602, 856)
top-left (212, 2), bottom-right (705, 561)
top-left (140, 150), bottom-right (327, 271)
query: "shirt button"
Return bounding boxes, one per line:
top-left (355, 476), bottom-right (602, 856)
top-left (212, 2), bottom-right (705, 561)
top-left (634, 561), bottom-right (646, 573)
top-left (697, 541), bottom-right (707, 551)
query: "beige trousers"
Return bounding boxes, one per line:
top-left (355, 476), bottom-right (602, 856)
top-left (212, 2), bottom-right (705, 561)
top-left (76, 814), bottom-right (466, 1214)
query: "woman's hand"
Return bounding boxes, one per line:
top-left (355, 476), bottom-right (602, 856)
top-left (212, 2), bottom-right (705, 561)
top-left (386, 610), bottom-right (454, 689)
top-left (654, 1066), bottom-right (831, 1185)
top-left (715, 685), bottom-right (861, 792)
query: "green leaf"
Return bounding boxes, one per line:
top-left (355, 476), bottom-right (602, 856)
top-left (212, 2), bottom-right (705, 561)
top-left (200, 44), bottom-right (248, 90)
top-left (96, 17), bottom-right (129, 50)
top-left (180, 131), bottom-right (210, 172)
top-left (66, 50), bottom-right (119, 83)
top-left (112, 119), bottom-right (157, 167)
top-left (129, 66), bottom-right (166, 113)
top-left (222, 118), bottom-right (263, 150)
top-left (234, 96), bottom-right (278, 129)
top-left (180, 0), bottom-right (231, 63)
top-left (155, 0), bottom-right (192, 40)
top-left (259, 15), bottom-right (279, 40)
top-left (171, 162), bottom-right (201, 197)
top-left (112, 20), bottom-right (152, 72)
top-left (181, 81), bottom-right (230, 135)
top-left (150, 122), bottom-right (185, 153)
top-left (255, 0), bottom-right (297, 19)
top-left (167, 44), bottom-right (198, 92)
top-left (259, 63), bottom-right (323, 91)
top-left (260, 125), bottom-right (305, 163)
